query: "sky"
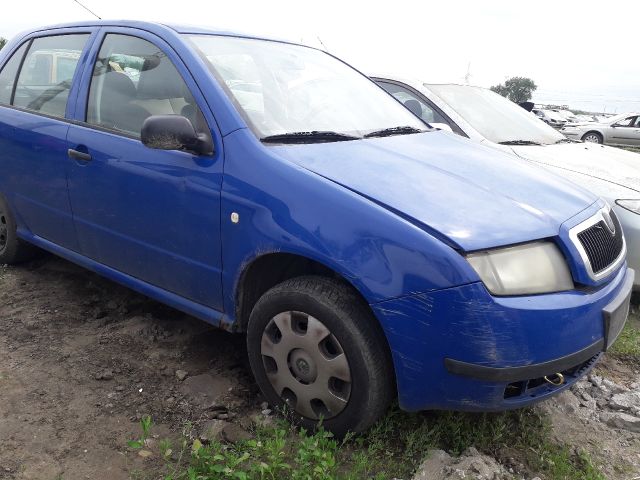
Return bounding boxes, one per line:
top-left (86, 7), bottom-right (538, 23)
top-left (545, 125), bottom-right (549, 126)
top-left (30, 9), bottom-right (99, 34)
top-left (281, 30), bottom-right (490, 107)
top-left (1, 0), bottom-right (638, 114)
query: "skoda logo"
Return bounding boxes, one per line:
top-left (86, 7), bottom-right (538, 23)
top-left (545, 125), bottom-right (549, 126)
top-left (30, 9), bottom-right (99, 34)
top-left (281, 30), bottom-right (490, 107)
top-left (601, 209), bottom-right (616, 235)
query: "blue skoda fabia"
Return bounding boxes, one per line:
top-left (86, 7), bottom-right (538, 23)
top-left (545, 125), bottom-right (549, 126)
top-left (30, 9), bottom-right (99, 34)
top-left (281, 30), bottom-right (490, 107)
top-left (0, 21), bottom-right (633, 435)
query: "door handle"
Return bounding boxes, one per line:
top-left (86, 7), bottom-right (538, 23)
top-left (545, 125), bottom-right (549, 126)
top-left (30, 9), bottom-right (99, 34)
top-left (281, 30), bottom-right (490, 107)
top-left (68, 148), bottom-right (92, 162)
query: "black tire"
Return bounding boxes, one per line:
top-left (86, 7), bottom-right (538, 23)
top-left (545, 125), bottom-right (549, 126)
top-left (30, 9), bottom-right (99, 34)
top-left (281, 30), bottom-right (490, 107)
top-left (0, 194), bottom-right (38, 264)
top-left (247, 275), bottom-right (395, 436)
top-left (582, 131), bottom-right (603, 144)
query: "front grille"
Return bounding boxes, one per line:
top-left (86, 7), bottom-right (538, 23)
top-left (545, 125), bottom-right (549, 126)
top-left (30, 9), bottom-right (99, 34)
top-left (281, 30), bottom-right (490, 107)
top-left (577, 210), bottom-right (624, 274)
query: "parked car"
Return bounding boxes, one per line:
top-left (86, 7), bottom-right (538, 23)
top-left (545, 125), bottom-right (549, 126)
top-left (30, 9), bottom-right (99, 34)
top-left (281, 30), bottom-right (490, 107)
top-left (532, 108), bottom-right (567, 128)
top-left (560, 112), bottom-right (640, 145)
top-left (373, 77), bottom-right (640, 289)
top-left (0, 22), bottom-right (633, 436)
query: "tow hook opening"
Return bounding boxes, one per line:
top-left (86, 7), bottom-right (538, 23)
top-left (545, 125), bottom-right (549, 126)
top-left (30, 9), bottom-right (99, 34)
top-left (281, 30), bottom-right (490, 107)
top-left (543, 372), bottom-right (565, 386)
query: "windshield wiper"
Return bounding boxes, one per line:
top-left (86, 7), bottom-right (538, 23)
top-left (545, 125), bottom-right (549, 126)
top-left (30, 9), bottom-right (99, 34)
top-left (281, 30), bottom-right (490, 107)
top-left (498, 140), bottom-right (543, 146)
top-left (260, 131), bottom-right (360, 144)
top-left (363, 126), bottom-right (425, 138)
top-left (554, 138), bottom-right (576, 144)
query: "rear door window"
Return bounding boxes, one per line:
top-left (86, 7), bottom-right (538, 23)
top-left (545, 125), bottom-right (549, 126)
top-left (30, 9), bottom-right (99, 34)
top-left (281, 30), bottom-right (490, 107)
top-left (13, 34), bottom-right (89, 118)
top-left (0, 42), bottom-right (29, 105)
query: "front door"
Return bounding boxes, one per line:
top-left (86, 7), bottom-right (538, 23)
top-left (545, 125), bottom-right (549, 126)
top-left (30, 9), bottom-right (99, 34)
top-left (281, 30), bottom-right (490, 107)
top-left (66, 31), bottom-right (224, 309)
top-left (608, 115), bottom-right (640, 146)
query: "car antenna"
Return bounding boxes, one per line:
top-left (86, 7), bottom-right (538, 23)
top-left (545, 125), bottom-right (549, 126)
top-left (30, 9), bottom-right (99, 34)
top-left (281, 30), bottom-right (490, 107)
top-left (72, 0), bottom-right (102, 20)
top-left (317, 36), bottom-right (329, 52)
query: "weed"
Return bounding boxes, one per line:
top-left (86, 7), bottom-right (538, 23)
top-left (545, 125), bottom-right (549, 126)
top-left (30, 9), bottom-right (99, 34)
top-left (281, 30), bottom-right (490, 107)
top-left (128, 407), bottom-right (605, 480)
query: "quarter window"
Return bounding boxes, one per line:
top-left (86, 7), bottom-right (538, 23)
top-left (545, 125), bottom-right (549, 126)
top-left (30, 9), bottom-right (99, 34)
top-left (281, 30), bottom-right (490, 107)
top-left (0, 42), bottom-right (29, 105)
top-left (87, 34), bottom-right (203, 138)
top-left (13, 34), bottom-right (89, 118)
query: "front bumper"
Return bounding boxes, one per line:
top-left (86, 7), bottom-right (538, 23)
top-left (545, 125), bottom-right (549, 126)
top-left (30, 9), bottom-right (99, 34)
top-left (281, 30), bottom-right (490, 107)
top-left (372, 265), bottom-right (634, 412)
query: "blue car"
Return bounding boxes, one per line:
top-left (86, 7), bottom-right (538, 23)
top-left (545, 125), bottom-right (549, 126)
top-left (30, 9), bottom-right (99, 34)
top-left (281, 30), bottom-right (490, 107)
top-left (0, 21), bottom-right (633, 435)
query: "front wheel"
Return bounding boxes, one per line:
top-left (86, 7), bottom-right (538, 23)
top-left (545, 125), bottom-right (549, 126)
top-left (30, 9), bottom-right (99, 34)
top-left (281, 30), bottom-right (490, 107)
top-left (247, 276), bottom-right (395, 436)
top-left (582, 131), bottom-right (603, 144)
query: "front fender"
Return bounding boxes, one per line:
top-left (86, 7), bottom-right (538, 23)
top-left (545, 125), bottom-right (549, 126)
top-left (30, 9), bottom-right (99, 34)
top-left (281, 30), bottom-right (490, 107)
top-left (220, 129), bottom-right (478, 326)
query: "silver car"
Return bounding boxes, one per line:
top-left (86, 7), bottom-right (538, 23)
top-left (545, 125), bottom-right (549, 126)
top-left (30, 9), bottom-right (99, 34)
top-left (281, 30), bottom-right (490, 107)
top-left (560, 112), bottom-right (640, 146)
top-left (373, 77), bottom-right (640, 288)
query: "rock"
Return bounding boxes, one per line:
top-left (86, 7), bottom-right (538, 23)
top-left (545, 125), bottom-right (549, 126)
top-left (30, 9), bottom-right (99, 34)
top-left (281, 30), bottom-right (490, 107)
top-left (609, 391), bottom-right (640, 411)
top-left (602, 379), bottom-right (629, 395)
top-left (601, 412), bottom-right (640, 433)
top-left (199, 419), bottom-right (229, 442)
top-left (175, 370), bottom-right (189, 381)
top-left (412, 448), bottom-right (514, 480)
top-left (221, 424), bottom-right (252, 443)
top-left (137, 449), bottom-right (153, 458)
top-left (261, 409), bottom-right (272, 416)
top-left (589, 374), bottom-right (603, 388)
top-left (95, 369), bottom-right (114, 381)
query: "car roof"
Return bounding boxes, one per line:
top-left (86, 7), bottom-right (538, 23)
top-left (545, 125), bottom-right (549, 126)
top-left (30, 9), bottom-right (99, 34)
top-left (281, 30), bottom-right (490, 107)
top-left (23, 20), bottom-right (297, 45)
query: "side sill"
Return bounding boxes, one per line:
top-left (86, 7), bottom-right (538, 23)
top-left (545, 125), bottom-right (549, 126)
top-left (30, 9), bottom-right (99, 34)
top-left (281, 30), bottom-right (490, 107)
top-left (17, 230), bottom-right (227, 328)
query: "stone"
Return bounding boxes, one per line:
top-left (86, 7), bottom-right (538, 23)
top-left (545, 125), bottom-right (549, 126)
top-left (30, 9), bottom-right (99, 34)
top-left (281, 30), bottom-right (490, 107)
top-left (602, 379), bottom-right (629, 395)
top-left (412, 448), bottom-right (513, 480)
top-left (609, 391), bottom-right (640, 411)
top-left (95, 369), bottom-right (113, 381)
top-left (199, 419), bottom-right (229, 442)
top-left (221, 423), bottom-right (252, 443)
top-left (601, 412), bottom-right (640, 433)
top-left (175, 370), bottom-right (188, 381)
top-left (137, 449), bottom-right (153, 458)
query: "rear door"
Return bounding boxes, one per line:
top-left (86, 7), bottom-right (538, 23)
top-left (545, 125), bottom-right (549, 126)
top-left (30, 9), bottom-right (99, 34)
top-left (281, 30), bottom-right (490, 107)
top-left (0, 31), bottom-right (94, 250)
top-left (66, 29), bottom-right (225, 309)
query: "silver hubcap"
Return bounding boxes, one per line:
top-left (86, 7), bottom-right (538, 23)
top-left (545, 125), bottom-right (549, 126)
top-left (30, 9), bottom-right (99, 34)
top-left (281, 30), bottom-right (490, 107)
top-left (261, 311), bottom-right (351, 420)
top-left (584, 134), bottom-right (600, 143)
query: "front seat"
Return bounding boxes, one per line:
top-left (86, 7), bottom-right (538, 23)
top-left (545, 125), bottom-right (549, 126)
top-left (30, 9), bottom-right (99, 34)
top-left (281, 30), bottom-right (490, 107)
top-left (403, 99), bottom-right (423, 118)
top-left (99, 72), bottom-right (151, 135)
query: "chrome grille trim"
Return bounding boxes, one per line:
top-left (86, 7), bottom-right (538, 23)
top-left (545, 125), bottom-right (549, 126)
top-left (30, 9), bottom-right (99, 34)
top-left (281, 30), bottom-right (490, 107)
top-left (568, 207), bottom-right (626, 282)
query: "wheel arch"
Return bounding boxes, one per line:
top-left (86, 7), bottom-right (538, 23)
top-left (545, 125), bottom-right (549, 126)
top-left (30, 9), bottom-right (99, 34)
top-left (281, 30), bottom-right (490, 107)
top-left (582, 130), bottom-right (604, 142)
top-left (234, 251), bottom-right (372, 333)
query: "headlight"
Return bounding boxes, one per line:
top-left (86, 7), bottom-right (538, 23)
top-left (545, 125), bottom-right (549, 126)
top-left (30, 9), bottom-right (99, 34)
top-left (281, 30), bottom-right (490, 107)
top-left (616, 199), bottom-right (640, 215)
top-left (466, 241), bottom-right (574, 296)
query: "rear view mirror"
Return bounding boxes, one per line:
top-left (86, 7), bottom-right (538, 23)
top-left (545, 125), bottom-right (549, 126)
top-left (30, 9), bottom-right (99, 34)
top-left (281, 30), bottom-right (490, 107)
top-left (430, 123), bottom-right (453, 133)
top-left (141, 115), bottom-right (213, 155)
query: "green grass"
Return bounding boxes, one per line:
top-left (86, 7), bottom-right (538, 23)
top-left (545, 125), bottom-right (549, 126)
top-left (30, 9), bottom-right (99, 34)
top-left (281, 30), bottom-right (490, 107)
top-left (609, 319), bottom-right (640, 361)
top-left (128, 407), bottom-right (605, 480)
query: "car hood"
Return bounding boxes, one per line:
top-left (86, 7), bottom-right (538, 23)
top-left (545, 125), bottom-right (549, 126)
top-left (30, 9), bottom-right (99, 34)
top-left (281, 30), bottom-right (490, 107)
top-left (272, 131), bottom-right (596, 251)
top-left (510, 143), bottom-right (640, 199)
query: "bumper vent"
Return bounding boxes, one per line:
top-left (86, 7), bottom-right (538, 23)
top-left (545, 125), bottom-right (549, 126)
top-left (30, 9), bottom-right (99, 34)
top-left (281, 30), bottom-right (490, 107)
top-left (577, 209), bottom-right (624, 275)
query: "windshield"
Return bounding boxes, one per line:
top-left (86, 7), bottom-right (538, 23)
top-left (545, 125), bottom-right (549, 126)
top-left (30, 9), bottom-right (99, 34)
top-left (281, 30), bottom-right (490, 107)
top-left (426, 84), bottom-right (565, 145)
top-left (187, 35), bottom-right (426, 140)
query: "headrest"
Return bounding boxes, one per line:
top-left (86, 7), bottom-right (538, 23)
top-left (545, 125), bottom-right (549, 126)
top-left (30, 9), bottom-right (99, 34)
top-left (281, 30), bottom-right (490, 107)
top-left (404, 99), bottom-right (422, 118)
top-left (103, 71), bottom-right (137, 100)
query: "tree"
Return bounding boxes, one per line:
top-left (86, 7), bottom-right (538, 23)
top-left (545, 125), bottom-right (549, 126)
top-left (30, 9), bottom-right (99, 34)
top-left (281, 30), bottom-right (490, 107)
top-left (490, 76), bottom-right (537, 103)
top-left (0, 38), bottom-right (6, 51)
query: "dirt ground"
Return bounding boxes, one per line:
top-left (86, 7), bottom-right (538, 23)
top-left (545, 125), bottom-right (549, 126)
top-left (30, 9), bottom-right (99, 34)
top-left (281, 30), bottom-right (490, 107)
top-left (0, 255), bottom-right (639, 479)
top-left (0, 255), bottom-right (262, 480)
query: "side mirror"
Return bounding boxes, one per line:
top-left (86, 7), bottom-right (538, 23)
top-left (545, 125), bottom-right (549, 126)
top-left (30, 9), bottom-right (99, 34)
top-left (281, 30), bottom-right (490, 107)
top-left (141, 115), bottom-right (213, 155)
top-left (611, 124), bottom-right (619, 128)
top-left (430, 122), bottom-right (453, 133)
